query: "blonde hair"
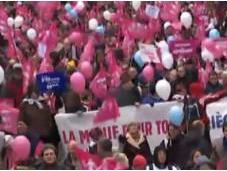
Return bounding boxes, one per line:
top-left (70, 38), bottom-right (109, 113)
top-left (114, 153), bottom-right (129, 168)
top-left (127, 122), bottom-right (138, 131)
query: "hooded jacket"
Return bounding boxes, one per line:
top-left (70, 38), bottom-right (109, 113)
top-left (148, 145), bottom-right (177, 170)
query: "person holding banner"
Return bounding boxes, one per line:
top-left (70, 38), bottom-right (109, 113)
top-left (121, 122), bottom-right (152, 169)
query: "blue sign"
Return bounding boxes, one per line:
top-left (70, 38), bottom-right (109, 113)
top-left (36, 72), bottom-right (66, 93)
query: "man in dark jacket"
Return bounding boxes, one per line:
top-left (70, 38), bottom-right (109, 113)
top-left (116, 73), bottom-right (140, 107)
top-left (179, 120), bottom-right (212, 169)
top-left (160, 124), bottom-right (185, 169)
top-left (36, 144), bottom-right (65, 170)
top-left (205, 71), bottom-right (223, 94)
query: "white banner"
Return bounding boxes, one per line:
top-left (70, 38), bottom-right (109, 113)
top-left (206, 97), bottom-right (227, 142)
top-left (55, 101), bottom-right (183, 154)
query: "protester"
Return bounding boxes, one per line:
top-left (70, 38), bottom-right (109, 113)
top-left (97, 138), bottom-right (113, 159)
top-left (179, 120), bottom-right (212, 169)
top-left (122, 122), bottom-right (152, 168)
top-left (113, 153), bottom-right (129, 169)
top-left (0, 1), bottom-right (226, 170)
top-left (35, 144), bottom-right (65, 170)
top-left (88, 127), bottom-right (103, 155)
top-left (148, 145), bottom-right (177, 170)
top-left (185, 148), bottom-right (203, 169)
top-left (63, 140), bottom-right (81, 170)
top-left (116, 72), bottom-right (141, 107)
top-left (194, 155), bottom-right (216, 170)
top-left (205, 71), bottom-right (223, 94)
top-left (160, 124), bottom-right (184, 168)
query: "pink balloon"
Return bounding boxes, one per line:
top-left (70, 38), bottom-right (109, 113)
top-left (202, 38), bottom-right (215, 51)
top-left (142, 65), bottom-right (154, 82)
top-left (70, 72), bottom-right (86, 94)
top-left (11, 136), bottom-right (31, 162)
top-left (79, 61), bottom-right (93, 79)
top-left (68, 32), bottom-right (85, 46)
top-left (213, 44), bottom-right (223, 59)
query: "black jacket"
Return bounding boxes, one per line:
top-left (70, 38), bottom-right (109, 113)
top-left (160, 134), bottom-right (185, 168)
top-left (178, 130), bottom-right (212, 169)
top-left (122, 135), bottom-right (152, 168)
top-left (36, 162), bottom-right (66, 170)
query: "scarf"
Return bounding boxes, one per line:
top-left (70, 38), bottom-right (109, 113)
top-left (126, 132), bottom-right (145, 149)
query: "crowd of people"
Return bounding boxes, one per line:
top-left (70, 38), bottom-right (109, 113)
top-left (0, 1), bottom-right (226, 170)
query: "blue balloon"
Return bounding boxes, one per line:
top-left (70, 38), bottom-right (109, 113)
top-left (169, 106), bottom-right (184, 126)
top-left (69, 9), bottom-right (78, 18)
top-left (96, 25), bottom-right (105, 34)
top-left (65, 3), bottom-right (72, 12)
top-left (134, 51), bottom-right (144, 68)
top-left (209, 28), bottom-right (220, 39)
top-left (167, 35), bottom-right (175, 43)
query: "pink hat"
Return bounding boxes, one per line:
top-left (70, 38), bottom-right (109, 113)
top-left (132, 155), bottom-right (147, 169)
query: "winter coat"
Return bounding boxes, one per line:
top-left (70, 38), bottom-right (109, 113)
top-left (148, 145), bottom-right (177, 170)
top-left (179, 130), bottom-right (212, 169)
top-left (116, 85), bottom-right (140, 107)
top-left (63, 153), bottom-right (81, 170)
top-left (36, 162), bottom-right (66, 170)
top-left (122, 133), bottom-right (152, 168)
top-left (205, 82), bottom-right (223, 94)
top-left (160, 134), bottom-right (184, 168)
top-left (19, 100), bottom-right (55, 140)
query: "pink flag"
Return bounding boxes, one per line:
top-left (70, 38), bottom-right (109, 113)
top-left (75, 146), bottom-right (102, 170)
top-left (0, 106), bottom-right (19, 135)
top-left (106, 50), bottom-right (122, 89)
top-left (0, 99), bottom-right (14, 108)
top-left (94, 96), bottom-right (120, 123)
top-left (80, 37), bottom-right (95, 62)
top-left (122, 35), bottom-right (135, 58)
top-left (160, 2), bottom-right (180, 22)
top-left (35, 141), bottom-right (44, 158)
top-left (90, 67), bottom-right (108, 100)
top-left (97, 157), bottom-right (126, 170)
top-left (22, 59), bottom-right (34, 95)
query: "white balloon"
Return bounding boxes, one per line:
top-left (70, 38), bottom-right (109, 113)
top-left (26, 28), bottom-right (37, 40)
top-left (132, 1), bottom-right (141, 11)
top-left (155, 79), bottom-right (171, 101)
top-left (201, 48), bottom-right (214, 62)
top-left (76, 1), bottom-right (85, 11)
top-left (180, 11), bottom-right (192, 29)
top-left (103, 10), bottom-right (111, 21)
top-left (7, 17), bottom-right (14, 27)
top-left (14, 15), bottom-right (24, 28)
top-left (0, 66), bottom-right (5, 84)
top-left (162, 52), bottom-right (174, 69)
top-left (88, 18), bottom-right (98, 31)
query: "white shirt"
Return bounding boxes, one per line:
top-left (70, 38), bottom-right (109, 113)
top-left (146, 164), bottom-right (178, 170)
